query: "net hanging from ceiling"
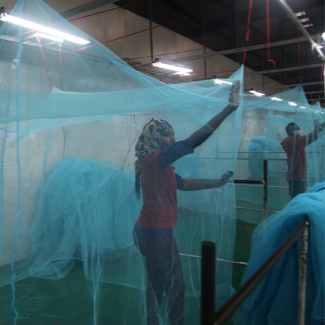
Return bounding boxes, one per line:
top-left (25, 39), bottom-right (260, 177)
top-left (0, 0), bottom-right (324, 324)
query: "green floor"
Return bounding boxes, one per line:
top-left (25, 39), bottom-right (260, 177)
top-left (0, 218), bottom-right (258, 325)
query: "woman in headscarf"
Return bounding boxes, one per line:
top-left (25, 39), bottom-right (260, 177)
top-left (134, 81), bottom-right (241, 325)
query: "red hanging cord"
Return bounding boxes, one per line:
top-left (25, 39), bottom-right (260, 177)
top-left (243, 0), bottom-right (254, 64)
top-left (188, 78), bottom-right (199, 87)
top-left (266, 0), bottom-right (276, 69)
top-left (37, 39), bottom-right (55, 89)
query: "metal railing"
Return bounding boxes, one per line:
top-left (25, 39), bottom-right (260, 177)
top-left (235, 159), bottom-right (268, 220)
top-left (189, 160), bottom-right (269, 220)
top-left (201, 217), bottom-right (310, 325)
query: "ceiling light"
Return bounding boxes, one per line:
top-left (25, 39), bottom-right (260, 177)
top-left (288, 102), bottom-right (297, 106)
top-left (270, 97), bottom-right (283, 101)
top-left (299, 18), bottom-right (309, 23)
top-left (322, 33), bottom-right (325, 41)
top-left (152, 62), bottom-right (193, 73)
top-left (0, 13), bottom-right (90, 44)
top-left (213, 78), bottom-right (233, 85)
top-left (249, 90), bottom-right (265, 96)
top-left (302, 24), bottom-right (313, 28)
top-left (295, 11), bottom-right (306, 17)
top-left (36, 32), bottom-right (63, 43)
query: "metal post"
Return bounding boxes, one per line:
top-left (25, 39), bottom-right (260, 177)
top-left (263, 160), bottom-right (268, 220)
top-left (201, 241), bottom-right (215, 325)
top-left (214, 218), bottom-right (309, 325)
top-left (297, 224), bottom-right (309, 325)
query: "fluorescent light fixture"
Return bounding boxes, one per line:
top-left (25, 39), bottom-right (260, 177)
top-left (299, 18), bottom-right (309, 23)
top-left (322, 33), bottom-right (325, 41)
top-left (0, 14), bottom-right (90, 44)
top-left (288, 102), bottom-right (297, 106)
top-left (36, 32), bottom-right (63, 43)
top-left (270, 97), bottom-right (283, 101)
top-left (249, 90), bottom-right (265, 96)
top-left (303, 24), bottom-right (313, 27)
top-left (294, 11), bottom-right (306, 17)
top-left (213, 78), bottom-right (233, 85)
top-left (152, 62), bottom-right (193, 73)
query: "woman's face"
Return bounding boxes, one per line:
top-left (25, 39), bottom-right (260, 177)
top-left (161, 128), bottom-right (175, 147)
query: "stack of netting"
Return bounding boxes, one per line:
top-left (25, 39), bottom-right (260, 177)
top-left (0, 0), bottom-right (324, 324)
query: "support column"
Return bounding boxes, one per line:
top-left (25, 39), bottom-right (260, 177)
top-left (201, 241), bottom-right (216, 325)
top-left (297, 225), bottom-right (309, 325)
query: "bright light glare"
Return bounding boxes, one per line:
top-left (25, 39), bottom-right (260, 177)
top-left (213, 79), bottom-right (233, 85)
top-left (303, 24), bottom-right (313, 27)
top-left (288, 102), bottom-right (297, 106)
top-left (249, 90), bottom-right (265, 96)
top-left (270, 97), bottom-right (283, 101)
top-left (0, 14), bottom-right (90, 44)
top-left (300, 106), bottom-right (307, 109)
top-left (299, 18), bottom-right (309, 23)
top-left (322, 33), bottom-right (325, 41)
top-left (295, 11), bottom-right (306, 17)
top-left (36, 33), bottom-right (63, 43)
top-left (152, 62), bottom-right (193, 73)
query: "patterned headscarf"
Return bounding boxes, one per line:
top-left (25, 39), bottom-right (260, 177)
top-left (134, 118), bottom-right (174, 176)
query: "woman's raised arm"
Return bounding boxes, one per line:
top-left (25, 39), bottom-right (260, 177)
top-left (188, 80), bottom-right (241, 149)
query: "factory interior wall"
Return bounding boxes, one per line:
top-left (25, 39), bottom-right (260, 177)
top-left (42, 0), bottom-right (289, 92)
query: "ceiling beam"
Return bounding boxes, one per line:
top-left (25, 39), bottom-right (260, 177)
top-left (305, 90), bottom-right (324, 94)
top-left (167, 34), bottom-right (319, 63)
top-left (59, 0), bottom-right (119, 19)
top-left (245, 63), bottom-right (323, 76)
top-left (262, 81), bottom-right (321, 90)
top-left (274, 0), bottom-right (325, 59)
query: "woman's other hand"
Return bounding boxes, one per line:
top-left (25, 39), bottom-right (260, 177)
top-left (218, 171), bottom-right (234, 187)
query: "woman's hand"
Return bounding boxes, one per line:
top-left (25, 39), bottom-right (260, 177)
top-left (228, 80), bottom-right (241, 111)
top-left (217, 171), bottom-right (234, 187)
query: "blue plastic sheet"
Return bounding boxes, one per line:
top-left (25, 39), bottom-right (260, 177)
top-left (235, 179), bottom-right (325, 325)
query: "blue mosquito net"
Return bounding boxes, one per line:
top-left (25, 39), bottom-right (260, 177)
top-left (0, 1), bottom-right (243, 324)
top-left (236, 88), bottom-right (325, 224)
top-left (0, 1), bottom-right (324, 324)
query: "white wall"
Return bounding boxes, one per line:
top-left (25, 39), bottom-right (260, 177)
top-left (45, 0), bottom-right (289, 94)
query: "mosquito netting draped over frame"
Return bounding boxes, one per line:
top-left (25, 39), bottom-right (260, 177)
top-left (235, 88), bottom-right (325, 224)
top-left (1, 1), bottom-right (324, 324)
top-left (0, 1), bottom-right (244, 324)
